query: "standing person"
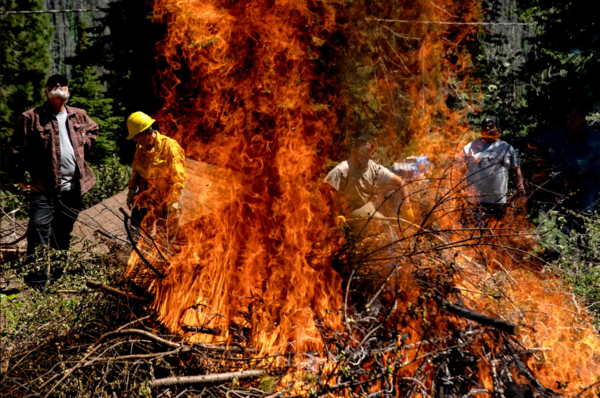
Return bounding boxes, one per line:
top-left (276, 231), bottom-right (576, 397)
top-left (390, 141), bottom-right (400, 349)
top-left (125, 112), bottom-right (186, 242)
top-left (10, 74), bottom-right (99, 290)
top-left (532, 105), bottom-right (600, 215)
top-left (458, 116), bottom-right (525, 223)
top-left (322, 136), bottom-right (414, 233)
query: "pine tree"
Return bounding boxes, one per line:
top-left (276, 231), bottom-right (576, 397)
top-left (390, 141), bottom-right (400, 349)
top-left (85, 0), bottom-right (166, 164)
top-left (67, 20), bottom-right (123, 164)
top-left (0, 0), bottom-right (53, 143)
top-left (478, 0), bottom-right (600, 143)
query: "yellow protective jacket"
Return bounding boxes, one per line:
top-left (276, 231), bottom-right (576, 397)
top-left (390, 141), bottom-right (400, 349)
top-left (129, 132), bottom-right (186, 207)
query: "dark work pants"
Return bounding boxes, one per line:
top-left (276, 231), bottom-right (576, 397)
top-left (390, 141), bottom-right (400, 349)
top-left (27, 189), bottom-right (83, 256)
top-left (464, 202), bottom-right (506, 228)
top-left (25, 189), bottom-right (83, 289)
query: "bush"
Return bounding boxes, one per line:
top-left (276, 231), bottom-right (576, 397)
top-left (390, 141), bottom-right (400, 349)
top-left (535, 211), bottom-right (600, 330)
top-left (0, 185), bottom-right (29, 219)
top-left (0, 246), bottom-right (118, 348)
top-left (83, 155), bottom-right (132, 208)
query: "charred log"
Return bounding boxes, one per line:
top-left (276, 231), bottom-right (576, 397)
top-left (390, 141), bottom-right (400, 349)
top-left (441, 300), bottom-right (520, 335)
top-left (182, 324), bottom-right (222, 336)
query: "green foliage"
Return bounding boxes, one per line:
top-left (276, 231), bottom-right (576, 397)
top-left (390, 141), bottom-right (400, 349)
top-left (84, 0), bottom-right (166, 164)
top-left (0, 184), bottom-right (29, 219)
top-left (0, 0), bottom-right (53, 176)
top-left (0, 0), bottom-right (53, 139)
top-left (0, 246), bottom-right (118, 348)
top-left (258, 376), bottom-right (281, 393)
top-left (83, 155), bottom-right (132, 208)
top-left (67, 21), bottom-right (124, 164)
top-left (478, 0), bottom-right (600, 147)
top-left (535, 211), bottom-right (600, 330)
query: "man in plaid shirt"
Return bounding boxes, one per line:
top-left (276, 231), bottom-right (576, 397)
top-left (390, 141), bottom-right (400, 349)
top-left (10, 74), bottom-right (99, 289)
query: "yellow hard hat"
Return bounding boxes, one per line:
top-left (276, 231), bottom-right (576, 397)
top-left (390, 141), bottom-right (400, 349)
top-left (126, 112), bottom-right (156, 140)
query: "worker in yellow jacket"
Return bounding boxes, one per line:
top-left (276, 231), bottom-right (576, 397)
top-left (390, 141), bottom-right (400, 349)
top-left (125, 112), bottom-right (186, 241)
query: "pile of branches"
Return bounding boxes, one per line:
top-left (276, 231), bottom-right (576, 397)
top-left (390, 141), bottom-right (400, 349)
top-left (311, 271), bottom-right (562, 398)
top-left (0, 260), bottom-right (578, 398)
top-left (1, 187), bottom-right (599, 397)
top-left (0, 275), bottom-right (293, 397)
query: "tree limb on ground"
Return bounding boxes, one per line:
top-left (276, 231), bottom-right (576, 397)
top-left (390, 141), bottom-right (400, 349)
top-left (86, 280), bottom-right (150, 302)
top-left (149, 369), bottom-right (267, 388)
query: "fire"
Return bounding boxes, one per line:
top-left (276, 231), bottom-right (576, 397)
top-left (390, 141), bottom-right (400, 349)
top-left (141, 0), bottom-right (344, 355)
top-left (124, 0), bottom-right (599, 395)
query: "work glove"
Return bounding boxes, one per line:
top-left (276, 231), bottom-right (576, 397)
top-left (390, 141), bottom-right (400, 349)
top-left (400, 203), bottom-right (415, 223)
top-left (126, 188), bottom-right (136, 209)
top-left (165, 201), bottom-right (182, 216)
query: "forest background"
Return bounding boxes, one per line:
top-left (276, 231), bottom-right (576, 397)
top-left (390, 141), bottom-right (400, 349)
top-left (2, 0), bottom-right (599, 206)
top-left (0, 0), bottom-right (599, 320)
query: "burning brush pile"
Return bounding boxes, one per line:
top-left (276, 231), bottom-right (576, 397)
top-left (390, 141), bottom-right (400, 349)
top-left (1, 0), bottom-right (599, 397)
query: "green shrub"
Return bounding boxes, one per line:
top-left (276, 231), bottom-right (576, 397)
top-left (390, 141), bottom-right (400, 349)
top-left (0, 245), bottom-right (119, 349)
top-left (0, 184), bottom-right (29, 219)
top-left (535, 211), bottom-right (600, 330)
top-left (83, 155), bottom-right (132, 208)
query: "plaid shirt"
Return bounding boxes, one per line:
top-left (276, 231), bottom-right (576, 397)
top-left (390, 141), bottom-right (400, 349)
top-left (10, 103), bottom-right (99, 194)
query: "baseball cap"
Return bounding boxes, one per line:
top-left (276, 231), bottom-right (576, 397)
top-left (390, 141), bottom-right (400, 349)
top-left (46, 74), bottom-right (68, 87)
top-left (481, 116), bottom-right (499, 129)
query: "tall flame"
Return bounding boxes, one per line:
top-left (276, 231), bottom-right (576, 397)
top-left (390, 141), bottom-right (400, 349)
top-left (148, 0), bottom-right (344, 354)
top-left (127, 0), bottom-right (599, 394)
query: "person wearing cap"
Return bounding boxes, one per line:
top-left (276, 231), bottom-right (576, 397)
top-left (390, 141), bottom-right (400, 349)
top-left (531, 105), bottom-right (600, 215)
top-left (322, 135), bottom-right (414, 236)
top-left (125, 112), bottom-right (186, 241)
top-left (457, 116), bottom-right (525, 223)
top-left (9, 74), bottom-right (99, 289)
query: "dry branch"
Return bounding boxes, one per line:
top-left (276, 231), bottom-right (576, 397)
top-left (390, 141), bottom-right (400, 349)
top-left (119, 207), bottom-right (166, 279)
top-left (505, 340), bottom-right (558, 397)
top-left (86, 280), bottom-right (149, 302)
top-left (96, 328), bottom-right (182, 349)
top-left (460, 389), bottom-right (490, 398)
top-left (182, 324), bottom-right (222, 336)
top-left (149, 370), bottom-right (267, 388)
top-left (441, 300), bottom-right (520, 335)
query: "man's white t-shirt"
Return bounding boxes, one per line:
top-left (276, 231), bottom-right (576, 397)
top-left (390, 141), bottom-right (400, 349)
top-left (458, 138), bottom-right (519, 204)
top-left (324, 158), bottom-right (395, 212)
top-left (56, 110), bottom-right (77, 191)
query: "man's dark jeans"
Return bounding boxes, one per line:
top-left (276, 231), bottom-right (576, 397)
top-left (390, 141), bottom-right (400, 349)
top-left (25, 189), bottom-right (83, 289)
top-left (27, 189), bottom-right (83, 255)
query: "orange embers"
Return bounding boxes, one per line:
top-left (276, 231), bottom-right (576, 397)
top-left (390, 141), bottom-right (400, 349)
top-left (145, 0), bottom-right (343, 355)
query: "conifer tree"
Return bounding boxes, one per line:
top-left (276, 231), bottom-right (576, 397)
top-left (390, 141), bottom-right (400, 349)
top-left (67, 20), bottom-right (123, 164)
top-left (85, 0), bottom-right (166, 163)
top-left (0, 0), bottom-right (53, 144)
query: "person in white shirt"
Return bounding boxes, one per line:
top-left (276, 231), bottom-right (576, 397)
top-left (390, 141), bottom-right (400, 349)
top-left (457, 116), bottom-right (525, 222)
top-left (11, 74), bottom-right (99, 290)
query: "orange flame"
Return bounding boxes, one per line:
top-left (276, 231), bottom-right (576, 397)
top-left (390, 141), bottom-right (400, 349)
top-left (125, 0), bottom-right (599, 394)
top-left (145, 0), bottom-right (344, 354)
